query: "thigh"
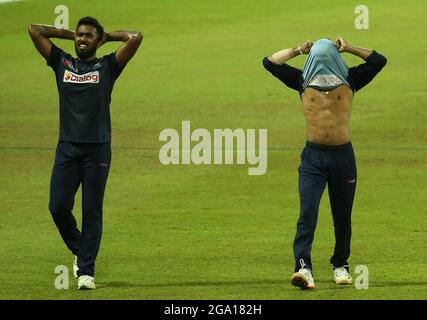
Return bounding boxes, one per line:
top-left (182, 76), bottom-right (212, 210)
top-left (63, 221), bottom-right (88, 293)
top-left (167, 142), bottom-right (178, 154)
top-left (328, 148), bottom-right (357, 217)
top-left (298, 147), bottom-right (328, 209)
top-left (49, 142), bottom-right (82, 210)
top-left (81, 143), bottom-right (111, 204)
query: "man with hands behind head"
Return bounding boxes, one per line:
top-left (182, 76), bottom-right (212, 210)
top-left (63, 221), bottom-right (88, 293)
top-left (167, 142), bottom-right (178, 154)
top-left (263, 37), bottom-right (386, 289)
top-left (29, 17), bottom-right (143, 290)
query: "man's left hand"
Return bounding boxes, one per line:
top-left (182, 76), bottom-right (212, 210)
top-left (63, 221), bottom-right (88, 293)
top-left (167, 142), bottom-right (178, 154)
top-left (335, 37), bottom-right (350, 52)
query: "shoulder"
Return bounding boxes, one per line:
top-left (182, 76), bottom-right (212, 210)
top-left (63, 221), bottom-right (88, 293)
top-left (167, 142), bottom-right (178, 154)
top-left (99, 52), bottom-right (123, 70)
top-left (99, 52), bottom-right (125, 79)
top-left (100, 52), bottom-right (118, 64)
top-left (47, 44), bottom-right (68, 68)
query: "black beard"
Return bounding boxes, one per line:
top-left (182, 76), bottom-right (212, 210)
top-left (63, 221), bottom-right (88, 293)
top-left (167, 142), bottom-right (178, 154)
top-left (75, 45), bottom-right (97, 60)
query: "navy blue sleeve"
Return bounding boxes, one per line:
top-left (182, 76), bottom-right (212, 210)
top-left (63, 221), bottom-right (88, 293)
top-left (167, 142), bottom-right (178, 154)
top-left (46, 44), bottom-right (64, 71)
top-left (107, 52), bottom-right (126, 80)
top-left (348, 51), bottom-right (387, 92)
top-left (262, 57), bottom-right (302, 92)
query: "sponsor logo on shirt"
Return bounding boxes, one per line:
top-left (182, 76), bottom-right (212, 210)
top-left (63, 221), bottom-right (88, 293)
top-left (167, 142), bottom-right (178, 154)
top-left (63, 59), bottom-right (79, 72)
top-left (309, 74), bottom-right (344, 87)
top-left (63, 70), bottom-right (100, 84)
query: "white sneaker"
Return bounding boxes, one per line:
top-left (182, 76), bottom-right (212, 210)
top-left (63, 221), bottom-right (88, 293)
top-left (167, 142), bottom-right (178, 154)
top-left (77, 275), bottom-right (96, 290)
top-left (334, 267), bottom-right (352, 285)
top-left (73, 255), bottom-right (78, 279)
top-left (291, 268), bottom-right (315, 289)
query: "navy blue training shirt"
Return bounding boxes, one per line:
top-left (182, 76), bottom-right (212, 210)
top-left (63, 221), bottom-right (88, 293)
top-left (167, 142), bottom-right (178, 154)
top-left (47, 44), bottom-right (125, 143)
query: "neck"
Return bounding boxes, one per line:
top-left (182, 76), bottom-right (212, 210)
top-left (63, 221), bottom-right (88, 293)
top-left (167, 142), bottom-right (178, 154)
top-left (77, 55), bottom-right (97, 62)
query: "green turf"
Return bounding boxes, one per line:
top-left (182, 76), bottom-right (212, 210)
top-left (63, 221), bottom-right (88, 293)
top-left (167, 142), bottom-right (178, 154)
top-left (1, 0), bottom-right (427, 299)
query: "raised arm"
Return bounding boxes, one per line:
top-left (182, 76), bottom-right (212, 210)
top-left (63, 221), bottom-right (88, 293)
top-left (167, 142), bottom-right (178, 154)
top-left (263, 41), bottom-right (312, 92)
top-left (335, 37), bottom-right (373, 60)
top-left (28, 24), bottom-right (75, 60)
top-left (268, 41), bottom-right (313, 65)
top-left (335, 37), bottom-right (387, 91)
top-left (98, 31), bottom-right (143, 68)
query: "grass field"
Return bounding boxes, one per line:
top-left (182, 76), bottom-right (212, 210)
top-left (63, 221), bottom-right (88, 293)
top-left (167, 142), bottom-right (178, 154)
top-left (1, 0), bottom-right (427, 300)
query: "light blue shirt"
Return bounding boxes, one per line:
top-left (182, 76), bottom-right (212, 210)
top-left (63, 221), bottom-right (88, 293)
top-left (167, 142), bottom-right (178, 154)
top-left (302, 39), bottom-right (349, 90)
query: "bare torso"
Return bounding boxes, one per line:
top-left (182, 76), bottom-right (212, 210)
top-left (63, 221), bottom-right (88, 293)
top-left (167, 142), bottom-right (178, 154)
top-left (301, 85), bottom-right (353, 145)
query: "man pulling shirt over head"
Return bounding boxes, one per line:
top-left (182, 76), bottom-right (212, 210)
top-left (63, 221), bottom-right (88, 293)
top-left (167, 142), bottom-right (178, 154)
top-left (263, 37), bottom-right (386, 290)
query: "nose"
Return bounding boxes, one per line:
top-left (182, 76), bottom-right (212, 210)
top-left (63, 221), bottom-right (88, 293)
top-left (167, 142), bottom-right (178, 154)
top-left (77, 34), bottom-right (89, 43)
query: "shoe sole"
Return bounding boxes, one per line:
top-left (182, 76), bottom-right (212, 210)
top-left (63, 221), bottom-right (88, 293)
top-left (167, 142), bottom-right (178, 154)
top-left (335, 278), bottom-right (353, 285)
top-left (291, 274), bottom-right (315, 290)
top-left (78, 285), bottom-right (95, 290)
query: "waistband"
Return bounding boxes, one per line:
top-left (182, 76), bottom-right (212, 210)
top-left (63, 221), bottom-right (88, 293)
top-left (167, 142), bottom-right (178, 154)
top-left (306, 141), bottom-right (352, 150)
top-left (59, 140), bottom-right (111, 146)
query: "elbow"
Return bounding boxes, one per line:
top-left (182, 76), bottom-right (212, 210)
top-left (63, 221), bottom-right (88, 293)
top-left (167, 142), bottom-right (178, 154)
top-left (128, 31), bottom-right (143, 46)
top-left (28, 24), bottom-right (35, 35)
top-left (28, 24), bottom-right (38, 39)
top-left (262, 57), bottom-right (269, 68)
top-left (376, 55), bottom-right (387, 71)
top-left (264, 55), bottom-right (281, 66)
top-left (380, 56), bottom-right (387, 69)
top-left (28, 24), bottom-right (42, 36)
top-left (262, 56), bottom-right (274, 71)
top-left (372, 51), bottom-right (387, 70)
top-left (135, 31), bottom-right (143, 43)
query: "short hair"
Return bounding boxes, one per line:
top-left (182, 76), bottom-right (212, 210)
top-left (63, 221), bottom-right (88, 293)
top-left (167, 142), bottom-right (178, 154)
top-left (76, 16), bottom-right (104, 40)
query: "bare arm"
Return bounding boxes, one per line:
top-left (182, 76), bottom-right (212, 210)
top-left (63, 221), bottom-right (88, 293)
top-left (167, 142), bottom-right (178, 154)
top-left (262, 40), bottom-right (313, 92)
top-left (28, 24), bottom-right (75, 60)
top-left (335, 37), bottom-right (373, 60)
top-left (98, 31), bottom-right (143, 68)
top-left (267, 40), bottom-right (313, 65)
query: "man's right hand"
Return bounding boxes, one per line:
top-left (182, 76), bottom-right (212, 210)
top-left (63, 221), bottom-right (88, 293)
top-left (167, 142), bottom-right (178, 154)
top-left (299, 40), bottom-right (313, 54)
top-left (28, 24), bottom-right (75, 60)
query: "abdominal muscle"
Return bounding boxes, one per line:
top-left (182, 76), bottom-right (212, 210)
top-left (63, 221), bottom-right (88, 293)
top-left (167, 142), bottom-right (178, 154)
top-left (301, 85), bottom-right (353, 145)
